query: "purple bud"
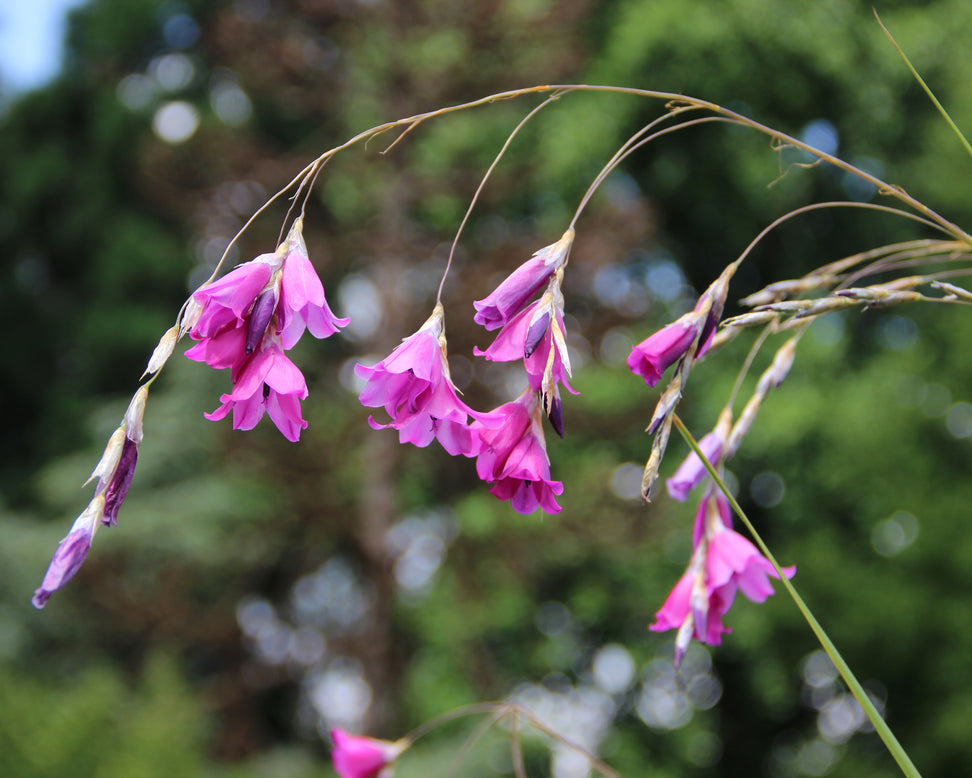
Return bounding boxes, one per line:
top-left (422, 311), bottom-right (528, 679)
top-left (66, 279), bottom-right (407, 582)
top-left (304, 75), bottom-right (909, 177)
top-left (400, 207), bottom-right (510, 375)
top-left (523, 312), bottom-right (551, 358)
top-left (547, 394), bottom-right (564, 439)
top-left (102, 437), bottom-right (138, 526)
top-left (32, 495), bottom-right (104, 609)
top-left (246, 288), bottom-right (279, 355)
top-left (32, 531), bottom-right (92, 609)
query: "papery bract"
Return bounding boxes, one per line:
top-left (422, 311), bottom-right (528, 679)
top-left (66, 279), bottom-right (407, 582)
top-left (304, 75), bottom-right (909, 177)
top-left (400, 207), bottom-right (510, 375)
top-left (331, 728), bottom-right (406, 778)
top-left (356, 305), bottom-right (485, 457)
top-left (473, 229), bottom-right (573, 331)
top-left (473, 390), bottom-right (564, 514)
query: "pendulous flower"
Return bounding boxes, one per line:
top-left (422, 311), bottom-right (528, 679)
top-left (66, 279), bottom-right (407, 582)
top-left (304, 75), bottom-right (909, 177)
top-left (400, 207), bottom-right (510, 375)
top-left (473, 229), bottom-right (574, 331)
top-left (204, 340), bottom-right (309, 442)
top-left (628, 266), bottom-right (733, 388)
top-left (278, 224), bottom-right (350, 348)
top-left (331, 728), bottom-right (407, 778)
top-left (356, 305), bottom-right (488, 457)
top-left (627, 308), bottom-right (706, 388)
top-left (649, 555), bottom-right (734, 667)
top-left (472, 389), bottom-right (564, 514)
top-left (651, 489), bottom-right (794, 664)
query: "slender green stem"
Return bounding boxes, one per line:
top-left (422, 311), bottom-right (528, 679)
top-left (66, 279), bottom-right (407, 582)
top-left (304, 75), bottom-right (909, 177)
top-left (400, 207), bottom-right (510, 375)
top-left (876, 11), bottom-right (972, 163)
top-left (672, 414), bottom-right (923, 778)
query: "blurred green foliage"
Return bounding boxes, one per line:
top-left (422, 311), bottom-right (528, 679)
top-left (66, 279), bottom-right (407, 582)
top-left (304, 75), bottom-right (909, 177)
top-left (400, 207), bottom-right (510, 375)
top-left (1, 0), bottom-right (972, 777)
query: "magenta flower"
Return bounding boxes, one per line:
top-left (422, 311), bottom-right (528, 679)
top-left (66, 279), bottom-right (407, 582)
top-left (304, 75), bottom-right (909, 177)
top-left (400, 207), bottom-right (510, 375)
top-left (474, 272), bottom-right (577, 435)
top-left (473, 389), bottom-right (564, 514)
top-left (356, 305), bottom-right (487, 457)
top-left (204, 339), bottom-right (309, 442)
top-left (666, 413), bottom-right (731, 502)
top-left (474, 301), bottom-right (575, 392)
top-left (473, 229), bottom-right (574, 331)
top-left (32, 495), bottom-right (105, 609)
top-left (189, 253), bottom-right (277, 350)
top-left (278, 225), bottom-right (349, 349)
top-left (627, 310), bottom-right (702, 388)
top-left (649, 562), bottom-right (734, 666)
top-left (331, 728), bottom-right (406, 778)
top-left (628, 268), bottom-right (734, 388)
top-left (706, 520), bottom-right (795, 604)
top-left (652, 490), bottom-right (793, 664)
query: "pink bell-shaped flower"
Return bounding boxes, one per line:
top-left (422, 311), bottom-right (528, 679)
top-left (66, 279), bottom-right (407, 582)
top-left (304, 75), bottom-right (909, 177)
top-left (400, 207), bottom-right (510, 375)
top-left (330, 728), bottom-right (407, 778)
top-left (473, 389), bottom-right (564, 514)
top-left (356, 305), bottom-right (488, 457)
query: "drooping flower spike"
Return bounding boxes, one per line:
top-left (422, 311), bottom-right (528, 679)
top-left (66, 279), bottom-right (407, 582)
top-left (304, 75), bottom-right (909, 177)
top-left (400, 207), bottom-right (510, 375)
top-left (186, 218), bottom-right (347, 440)
top-left (33, 387), bottom-right (148, 609)
top-left (636, 264), bottom-right (736, 500)
top-left (356, 304), bottom-right (492, 457)
top-left (330, 728), bottom-right (407, 778)
top-left (472, 388), bottom-right (564, 514)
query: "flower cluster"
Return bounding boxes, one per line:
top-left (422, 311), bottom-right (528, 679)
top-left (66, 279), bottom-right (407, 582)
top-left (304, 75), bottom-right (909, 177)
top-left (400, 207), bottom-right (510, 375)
top-left (651, 488), bottom-right (794, 665)
top-left (354, 233), bottom-right (576, 515)
top-left (474, 229), bottom-right (576, 435)
top-left (185, 218), bottom-right (348, 441)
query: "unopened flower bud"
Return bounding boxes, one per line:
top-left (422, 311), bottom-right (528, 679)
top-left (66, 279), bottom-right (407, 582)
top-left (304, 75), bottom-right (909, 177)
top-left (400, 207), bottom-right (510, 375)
top-left (32, 494), bottom-right (106, 609)
top-left (245, 285), bottom-right (280, 354)
top-left (524, 310), bottom-right (551, 358)
top-left (546, 386), bottom-right (564, 439)
top-left (932, 281), bottom-right (972, 302)
top-left (722, 311), bottom-right (778, 328)
top-left (102, 438), bottom-right (137, 527)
